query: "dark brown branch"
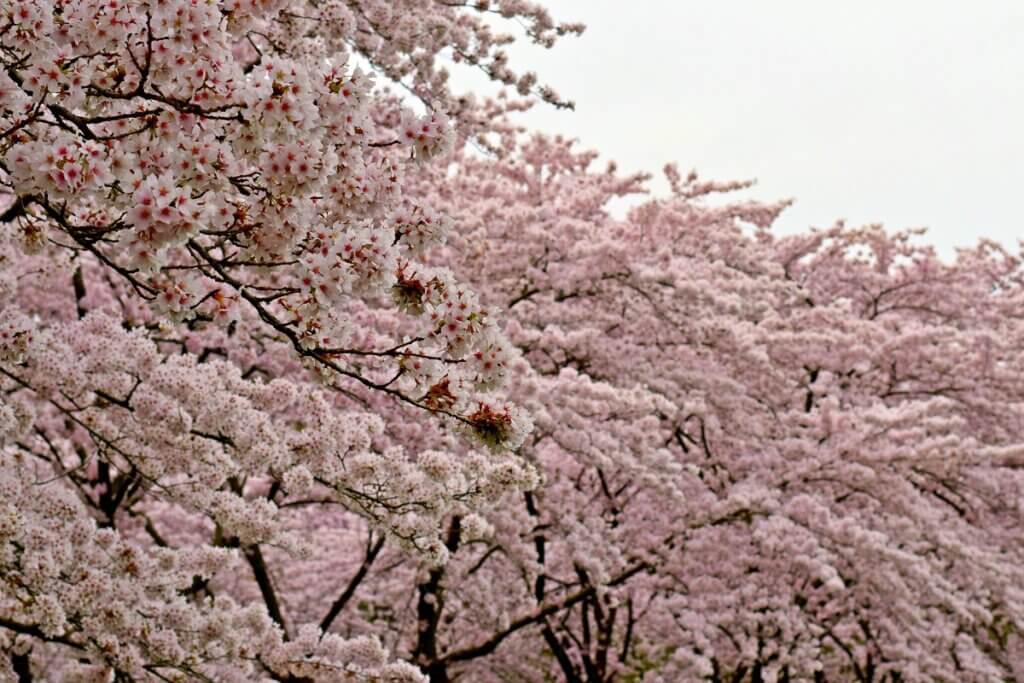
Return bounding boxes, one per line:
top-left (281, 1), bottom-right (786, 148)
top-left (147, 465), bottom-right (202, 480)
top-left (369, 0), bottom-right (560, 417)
top-left (0, 617), bottom-right (83, 650)
top-left (318, 534), bottom-right (385, 634)
top-left (442, 561), bottom-right (649, 664)
top-left (244, 544), bottom-right (290, 640)
top-left (11, 650), bottom-right (31, 683)
top-left (72, 266), bottom-right (88, 319)
top-left (0, 195), bottom-right (29, 223)
top-left (525, 492), bottom-right (582, 681)
top-left (413, 517), bottom-right (462, 682)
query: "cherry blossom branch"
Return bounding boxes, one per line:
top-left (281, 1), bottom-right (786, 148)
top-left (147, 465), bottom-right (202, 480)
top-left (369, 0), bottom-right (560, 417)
top-left (441, 561), bottom-right (651, 665)
top-left (184, 239), bottom-right (475, 427)
top-left (244, 544), bottom-right (290, 640)
top-left (319, 532), bottom-right (385, 635)
top-left (0, 616), bottom-right (83, 650)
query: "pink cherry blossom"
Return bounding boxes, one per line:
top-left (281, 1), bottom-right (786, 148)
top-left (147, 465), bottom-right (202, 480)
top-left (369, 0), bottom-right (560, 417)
top-left (3, 1), bottom-right (1021, 682)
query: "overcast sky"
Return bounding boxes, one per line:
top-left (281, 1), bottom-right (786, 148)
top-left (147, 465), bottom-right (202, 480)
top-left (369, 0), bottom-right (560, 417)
top-left (454, 1), bottom-right (1024, 257)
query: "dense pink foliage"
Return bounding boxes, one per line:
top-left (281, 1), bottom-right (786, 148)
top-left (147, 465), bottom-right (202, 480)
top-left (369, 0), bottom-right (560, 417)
top-left (2, 1), bottom-right (1023, 682)
top-left (389, 142), bottom-right (1024, 682)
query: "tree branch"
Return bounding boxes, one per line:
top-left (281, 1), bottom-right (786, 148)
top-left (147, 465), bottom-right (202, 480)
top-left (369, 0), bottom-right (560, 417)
top-left (442, 561), bottom-right (650, 664)
top-left (318, 534), bottom-right (385, 634)
top-left (244, 544), bottom-right (289, 640)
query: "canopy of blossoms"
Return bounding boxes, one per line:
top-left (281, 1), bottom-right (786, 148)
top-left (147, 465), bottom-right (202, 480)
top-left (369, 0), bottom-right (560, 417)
top-left (2, 1), bottom-right (1023, 683)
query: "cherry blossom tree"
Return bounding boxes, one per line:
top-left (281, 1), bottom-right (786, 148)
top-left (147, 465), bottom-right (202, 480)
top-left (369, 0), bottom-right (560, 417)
top-left (4, 1), bottom-right (1024, 682)
top-left (321, 136), bottom-right (1024, 682)
top-left (0, 0), bottom-right (582, 680)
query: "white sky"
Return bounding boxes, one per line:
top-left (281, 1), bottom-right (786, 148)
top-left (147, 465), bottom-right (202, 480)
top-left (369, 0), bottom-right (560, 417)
top-left (452, 1), bottom-right (1024, 257)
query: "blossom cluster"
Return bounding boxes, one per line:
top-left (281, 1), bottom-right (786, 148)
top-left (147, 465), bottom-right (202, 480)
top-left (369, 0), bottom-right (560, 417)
top-left (0, 0), bottom-right (547, 440)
